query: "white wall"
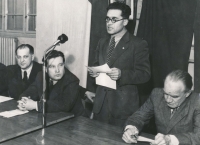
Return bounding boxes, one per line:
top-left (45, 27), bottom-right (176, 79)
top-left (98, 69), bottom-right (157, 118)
top-left (36, 0), bottom-right (91, 87)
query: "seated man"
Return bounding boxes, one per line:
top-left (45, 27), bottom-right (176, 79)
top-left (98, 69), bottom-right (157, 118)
top-left (17, 50), bottom-right (84, 116)
top-left (0, 63), bottom-right (7, 96)
top-left (6, 44), bottom-right (42, 100)
top-left (122, 70), bottom-right (200, 145)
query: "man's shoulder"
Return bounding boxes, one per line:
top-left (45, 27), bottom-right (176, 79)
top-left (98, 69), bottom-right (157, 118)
top-left (150, 88), bottom-right (164, 102)
top-left (7, 64), bottom-right (19, 71)
top-left (33, 61), bottom-right (42, 69)
top-left (63, 68), bottom-right (79, 82)
top-left (0, 63), bottom-right (6, 71)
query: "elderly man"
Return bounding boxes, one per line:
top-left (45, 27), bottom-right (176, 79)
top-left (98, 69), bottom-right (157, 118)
top-left (17, 50), bottom-right (84, 116)
top-left (122, 70), bottom-right (200, 145)
top-left (88, 2), bottom-right (150, 127)
top-left (6, 44), bottom-right (42, 100)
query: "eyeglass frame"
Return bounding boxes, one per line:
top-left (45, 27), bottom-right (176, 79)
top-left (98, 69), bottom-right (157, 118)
top-left (105, 17), bottom-right (125, 23)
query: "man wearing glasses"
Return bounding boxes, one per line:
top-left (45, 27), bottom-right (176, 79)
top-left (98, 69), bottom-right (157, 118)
top-left (88, 2), bottom-right (150, 127)
top-left (123, 70), bottom-right (200, 145)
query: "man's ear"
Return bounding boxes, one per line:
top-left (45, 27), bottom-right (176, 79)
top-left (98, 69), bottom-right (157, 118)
top-left (31, 54), bottom-right (34, 61)
top-left (185, 90), bottom-right (192, 98)
top-left (123, 19), bottom-right (129, 26)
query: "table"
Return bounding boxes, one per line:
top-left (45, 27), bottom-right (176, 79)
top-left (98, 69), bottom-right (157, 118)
top-left (0, 100), bottom-right (74, 143)
top-left (2, 116), bottom-right (154, 145)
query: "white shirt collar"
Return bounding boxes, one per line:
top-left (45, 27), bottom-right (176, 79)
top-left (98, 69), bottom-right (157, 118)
top-left (21, 63), bottom-right (33, 79)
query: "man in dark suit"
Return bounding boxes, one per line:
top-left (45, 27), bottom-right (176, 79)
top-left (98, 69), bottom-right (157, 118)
top-left (0, 63), bottom-right (7, 96)
top-left (5, 44), bottom-right (42, 100)
top-left (17, 50), bottom-right (84, 116)
top-left (123, 70), bottom-right (200, 145)
top-left (88, 2), bottom-right (150, 127)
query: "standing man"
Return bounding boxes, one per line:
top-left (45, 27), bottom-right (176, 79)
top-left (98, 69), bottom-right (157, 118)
top-left (18, 50), bottom-right (84, 116)
top-left (88, 2), bottom-right (150, 127)
top-left (123, 70), bottom-right (200, 145)
top-left (6, 44), bottom-right (42, 100)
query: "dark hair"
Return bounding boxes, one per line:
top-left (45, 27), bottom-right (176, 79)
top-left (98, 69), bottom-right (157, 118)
top-left (42, 50), bottom-right (65, 66)
top-left (166, 69), bottom-right (193, 92)
top-left (107, 2), bottom-right (131, 19)
top-left (15, 44), bottom-right (34, 55)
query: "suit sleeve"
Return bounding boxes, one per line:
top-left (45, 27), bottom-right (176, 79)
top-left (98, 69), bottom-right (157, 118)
top-left (173, 96), bottom-right (200, 145)
top-left (125, 88), bottom-right (157, 131)
top-left (119, 40), bottom-right (151, 86)
top-left (37, 79), bottom-right (80, 113)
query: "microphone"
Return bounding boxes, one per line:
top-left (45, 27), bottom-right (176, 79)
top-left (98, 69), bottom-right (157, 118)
top-left (53, 34), bottom-right (68, 45)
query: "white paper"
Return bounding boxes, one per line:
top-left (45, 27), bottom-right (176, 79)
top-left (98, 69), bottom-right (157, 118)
top-left (96, 73), bottom-right (116, 89)
top-left (137, 136), bottom-right (154, 143)
top-left (87, 64), bottom-right (111, 74)
top-left (0, 96), bottom-right (13, 103)
top-left (0, 109), bottom-right (29, 118)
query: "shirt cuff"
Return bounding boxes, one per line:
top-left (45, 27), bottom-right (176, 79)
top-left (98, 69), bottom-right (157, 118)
top-left (35, 101), bottom-right (38, 111)
top-left (169, 135), bottom-right (179, 145)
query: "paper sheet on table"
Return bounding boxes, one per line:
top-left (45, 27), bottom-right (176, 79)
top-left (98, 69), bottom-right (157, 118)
top-left (96, 73), bottom-right (116, 89)
top-left (138, 136), bottom-right (154, 143)
top-left (0, 96), bottom-right (13, 103)
top-left (0, 109), bottom-right (29, 118)
top-left (87, 64), bottom-right (111, 74)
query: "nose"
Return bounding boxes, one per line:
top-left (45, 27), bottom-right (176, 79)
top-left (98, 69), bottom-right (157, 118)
top-left (20, 57), bottom-right (25, 62)
top-left (165, 95), bottom-right (173, 103)
top-left (55, 66), bottom-right (60, 73)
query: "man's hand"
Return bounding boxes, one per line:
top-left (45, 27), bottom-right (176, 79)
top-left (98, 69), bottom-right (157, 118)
top-left (151, 133), bottom-right (171, 145)
top-left (18, 97), bottom-right (37, 111)
top-left (87, 68), bottom-right (100, 78)
top-left (106, 68), bottom-right (121, 81)
top-left (17, 100), bottom-right (27, 111)
top-left (122, 126), bottom-right (139, 143)
top-left (85, 91), bottom-right (95, 103)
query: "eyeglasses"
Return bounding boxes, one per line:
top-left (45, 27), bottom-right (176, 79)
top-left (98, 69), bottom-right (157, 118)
top-left (105, 17), bottom-right (124, 23)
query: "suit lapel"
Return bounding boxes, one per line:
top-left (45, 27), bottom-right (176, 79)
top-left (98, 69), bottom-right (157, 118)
top-left (158, 98), bottom-right (171, 128)
top-left (102, 38), bottom-right (110, 63)
top-left (29, 62), bottom-right (37, 82)
top-left (109, 32), bottom-right (130, 67)
top-left (166, 98), bottom-right (190, 133)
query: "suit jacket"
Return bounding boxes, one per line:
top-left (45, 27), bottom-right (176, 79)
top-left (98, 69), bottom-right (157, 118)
top-left (20, 68), bottom-right (84, 116)
top-left (126, 88), bottom-right (200, 145)
top-left (0, 63), bottom-right (7, 96)
top-left (6, 61), bottom-right (42, 100)
top-left (93, 31), bottom-right (151, 119)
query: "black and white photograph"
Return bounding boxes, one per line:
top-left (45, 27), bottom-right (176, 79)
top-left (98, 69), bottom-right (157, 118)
top-left (0, 0), bottom-right (199, 144)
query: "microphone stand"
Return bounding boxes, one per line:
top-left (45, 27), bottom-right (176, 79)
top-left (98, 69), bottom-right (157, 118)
top-left (36, 44), bottom-right (57, 145)
top-left (42, 44), bottom-right (57, 128)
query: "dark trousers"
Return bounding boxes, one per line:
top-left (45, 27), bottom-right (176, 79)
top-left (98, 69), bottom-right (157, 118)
top-left (93, 96), bottom-right (126, 128)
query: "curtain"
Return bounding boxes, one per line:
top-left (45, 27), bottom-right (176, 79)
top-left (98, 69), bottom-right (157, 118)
top-left (137, 0), bottom-right (196, 88)
top-left (194, 0), bottom-right (200, 93)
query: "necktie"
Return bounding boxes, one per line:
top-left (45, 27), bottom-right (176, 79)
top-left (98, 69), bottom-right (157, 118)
top-left (170, 108), bottom-right (177, 119)
top-left (106, 37), bottom-right (115, 66)
top-left (23, 71), bottom-right (28, 82)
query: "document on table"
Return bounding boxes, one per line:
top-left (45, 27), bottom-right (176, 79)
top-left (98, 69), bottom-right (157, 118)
top-left (0, 109), bottom-right (29, 118)
top-left (0, 96), bottom-right (13, 103)
top-left (138, 136), bottom-right (154, 143)
top-left (87, 64), bottom-right (116, 89)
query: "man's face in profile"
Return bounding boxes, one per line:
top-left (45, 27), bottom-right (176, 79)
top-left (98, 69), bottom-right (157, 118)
top-left (46, 56), bottom-right (65, 81)
top-left (16, 47), bottom-right (34, 70)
